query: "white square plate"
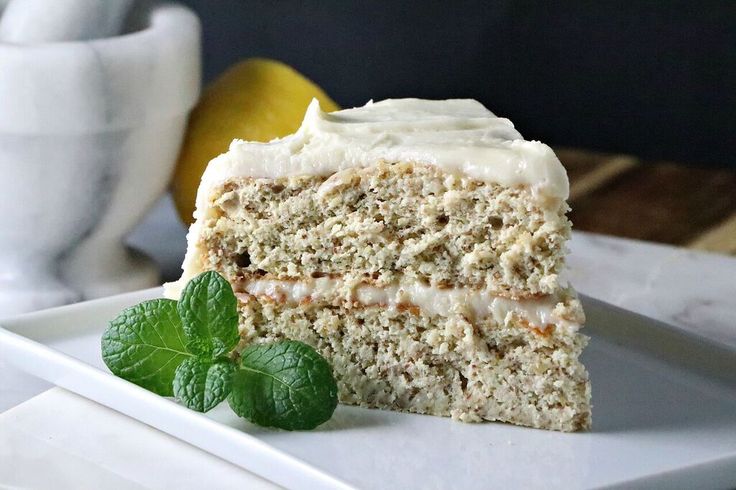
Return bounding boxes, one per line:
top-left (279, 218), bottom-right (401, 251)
top-left (1, 288), bottom-right (736, 489)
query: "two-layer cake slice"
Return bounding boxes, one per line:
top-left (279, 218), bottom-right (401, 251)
top-left (166, 98), bottom-right (591, 431)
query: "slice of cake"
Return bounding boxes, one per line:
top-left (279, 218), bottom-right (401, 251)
top-left (166, 98), bottom-right (591, 432)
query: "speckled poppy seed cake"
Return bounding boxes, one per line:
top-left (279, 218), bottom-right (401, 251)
top-left (165, 98), bottom-right (592, 432)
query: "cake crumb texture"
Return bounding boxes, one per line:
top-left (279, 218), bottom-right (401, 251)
top-left (199, 161), bottom-right (570, 297)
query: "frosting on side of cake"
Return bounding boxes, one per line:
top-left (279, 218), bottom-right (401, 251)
top-left (239, 278), bottom-right (579, 332)
top-left (195, 98), bottom-right (569, 216)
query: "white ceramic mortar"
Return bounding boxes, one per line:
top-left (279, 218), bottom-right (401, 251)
top-left (0, 1), bottom-right (201, 315)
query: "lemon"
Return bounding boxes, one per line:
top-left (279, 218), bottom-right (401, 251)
top-left (172, 58), bottom-right (340, 224)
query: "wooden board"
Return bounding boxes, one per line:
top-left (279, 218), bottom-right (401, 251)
top-left (556, 148), bottom-right (736, 255)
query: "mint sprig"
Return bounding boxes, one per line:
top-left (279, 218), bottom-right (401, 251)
top-left (101, 271), bottom-right (338, 430)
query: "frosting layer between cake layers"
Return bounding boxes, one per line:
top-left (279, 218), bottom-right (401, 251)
top-left (240, 278), bottom-right (581, 332)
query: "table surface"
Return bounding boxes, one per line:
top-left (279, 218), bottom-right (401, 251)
top-left (2, 152), bottom-right (736, 488)
top-left (557, 148), bottom-right (736, 256)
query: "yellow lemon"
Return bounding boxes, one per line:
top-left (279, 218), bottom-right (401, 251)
top-left (172, 58), bottom-right (340, 224)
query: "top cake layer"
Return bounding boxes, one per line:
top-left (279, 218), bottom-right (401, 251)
top-left (195, 98), bottom-right (569, 217)
top-left (168, 99), bottom-right (574, 299)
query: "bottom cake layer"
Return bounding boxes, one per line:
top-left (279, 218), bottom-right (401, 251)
top-left (235, 293), bottom-right (591, 432)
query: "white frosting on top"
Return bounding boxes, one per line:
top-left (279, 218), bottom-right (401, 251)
top-left (241, 278), bottom-right (569, 330)
top-left (195, 98), bottom-right (569, 214)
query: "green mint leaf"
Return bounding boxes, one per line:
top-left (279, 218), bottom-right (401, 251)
top-left (177, 271), bottom-right (240, 359)
top-left (173, 357), bottom-right (234, 412)
top-left (228, 340), bottom-right (338, 430)
top-left (101, 299), bottom-right (193, 396)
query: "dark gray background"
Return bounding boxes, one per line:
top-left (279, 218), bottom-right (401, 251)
top-left (179, 1), bottom-right (735, 167)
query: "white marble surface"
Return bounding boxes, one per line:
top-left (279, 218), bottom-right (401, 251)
top-left (1, 194), bottom-right (735, 488)
top-left (568, 231), bottom-right (736, 349)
